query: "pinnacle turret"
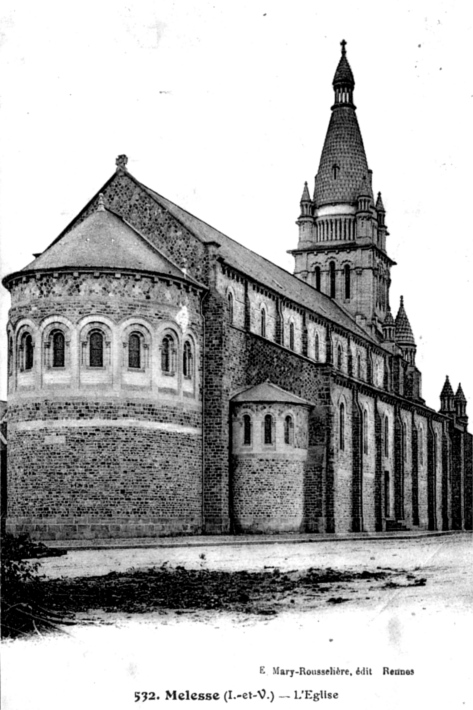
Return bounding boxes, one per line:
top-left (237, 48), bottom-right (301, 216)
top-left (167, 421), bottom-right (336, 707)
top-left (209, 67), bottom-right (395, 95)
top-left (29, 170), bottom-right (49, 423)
top-left (300, 181), bottom-right (311, 203)
top-left (376, 192), bottom-right (385, 212)
top-left (454, 383), bottom-right (468, 424)
top-left (440, 376), bottom-right (455, 415)
top-left (395, 297), bottom-right (415, 346)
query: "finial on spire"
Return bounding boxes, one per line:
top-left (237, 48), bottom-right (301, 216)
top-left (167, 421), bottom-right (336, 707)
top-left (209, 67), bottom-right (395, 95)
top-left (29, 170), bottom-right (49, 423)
top-left (341, 39), bottom-right (347, 56)
top-left (115, 154), bottom-right (128, 172)
top-left (400, 295), bottom-right (404, 307)
top-left (97, 193), bottom-right (106, 211)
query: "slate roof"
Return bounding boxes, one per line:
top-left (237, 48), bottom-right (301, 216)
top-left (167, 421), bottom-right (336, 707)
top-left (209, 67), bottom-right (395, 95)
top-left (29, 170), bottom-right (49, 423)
top-left (137, 177), bottom-right (376, 343)
top-left (313, 106), bottom-right (372, 208)
top-left (333, 53), bottom-right (355, 87)
top-left (18, 202), bottom-right (194, 283)
top-left (440, 376), bottom-right (454, 398)
top-left (395, 297), bottom-right (416, 346)
top-left (231, 382), bottom-right (313, 405)
top-left (455, 384), bottom-right (467, 402)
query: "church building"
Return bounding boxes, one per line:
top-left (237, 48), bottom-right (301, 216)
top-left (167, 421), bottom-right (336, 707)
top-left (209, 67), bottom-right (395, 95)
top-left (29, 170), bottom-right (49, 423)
top-left (3, 43), bottom-right (472, 539)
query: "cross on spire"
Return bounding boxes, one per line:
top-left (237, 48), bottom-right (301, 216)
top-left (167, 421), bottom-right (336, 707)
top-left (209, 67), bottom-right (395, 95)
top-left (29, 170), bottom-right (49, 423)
top-left (340, 39), bottom-right (347, 55)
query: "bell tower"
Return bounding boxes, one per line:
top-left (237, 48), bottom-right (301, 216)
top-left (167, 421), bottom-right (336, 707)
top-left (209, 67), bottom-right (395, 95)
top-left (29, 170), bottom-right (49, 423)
top-left (290, 41), bottom-right (396, 341)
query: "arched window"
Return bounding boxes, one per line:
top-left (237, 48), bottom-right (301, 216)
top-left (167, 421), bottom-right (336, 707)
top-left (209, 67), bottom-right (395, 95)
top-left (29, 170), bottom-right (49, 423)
top-left (315, 266), bottom-right (321, 291)
top-left (402, 422), bottom-right (407, 462)
top-left (161, 334), bottom-right (176, 374)
top-left (337, 343), bottom-right (343, 370)
top-left (260, 308), bottom-right (266, 337)
top-left (8, 336), bottom-right (13, 375)
top-left (357, 353), bottom-right (362, 379)
top-left (384, 416), bottom-right (389, 457)
top-left (344, 264), bottom-right (351, 299)
top-left (332, 163), bottom-right (340, 179)
top-left (264, 414), bottom-right (273, 445)
top-left (339, 403), bottom-right (345, 451)
top-left (21, 332), bottom-right (34, 371)
top-left (52, 331), bottom-right (65, 368)
top-left (243, 414), bottom-right (252, 445)
top-left (183, 340), bottom-right (193, 379)
top-left (89, 331), bottom-right (104, 367)
top-left (329, 261), bottom-right (336, 298)
top-left (289, 322), bottom-right (295, 351)
top-left (314, 333), bottom-right (320, 361)
top-left (128, 333), bottom-right (141, 369)
top-left (363, 408), bottom-right (369, 454)
top-left (284, 415), bottom-right (294, 445)
top-left (228, 292), bottom-right (234, 324)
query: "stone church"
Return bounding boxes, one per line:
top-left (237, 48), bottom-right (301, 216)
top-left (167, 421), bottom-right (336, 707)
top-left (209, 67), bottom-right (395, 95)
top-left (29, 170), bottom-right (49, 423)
top-left (3, 43), bottom-right (472, 540)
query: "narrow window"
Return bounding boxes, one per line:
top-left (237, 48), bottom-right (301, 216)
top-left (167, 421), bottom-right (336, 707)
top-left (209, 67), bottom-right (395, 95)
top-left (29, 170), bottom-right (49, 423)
top-left (384, 472), bottom-right (390, 517)
top-left (289, 323), bottom-right (295, 351)
top-left (52, 331), bottom-right (65, 368)
top-left (315, 266), bottom-right (321, 291)
top-left (314, 333), bottom-right (320, 361)
top-left (357, 354), bottom-right (362, 379)
top-left (339, 403), bottom-right (345, 451)
top-left (419, 428), bottom-right (423, 465)
top-left (402, 422), bottom-right (407, 462)
top-left (284, 415), bottom-right (294, 445)
top-left (264, 414), bottom-right (273, 445)
top-left (183, 340), bottom-right (193, 378)
top-left (332, 164), bottom-right (339, 179)
top-left (260, 308), bottom-right (266, 337)
top-left (384, 416), bottom-right (389, 457)
top-left (344, 264), bottom-right (351, 299)
top-left (22, 333), bottom-right (34, 371)
top-left (363, 409), bottom-right (369, 454)
top-left (89, 331), bottom-right (104, 367)
top-left (243, 414), bottom-right (252, 445)
top-left (228, 292), bottom-right (234, 324)
top-left (8, 336), bottom-right (13, 375)
top-left (337, 344), bottom-right (343, 370)
top-left (329, 261), bottom-right (336, 298)
top-left (161, 335), bottom-right (175, 374)
top-left (128, 333), bottom-right (141, 369)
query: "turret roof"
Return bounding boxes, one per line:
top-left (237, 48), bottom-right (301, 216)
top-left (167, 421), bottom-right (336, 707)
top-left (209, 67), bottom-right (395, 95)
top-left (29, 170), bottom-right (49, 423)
top-left (333, 46), bottom-right (355, 87)
top-left (395, 296), bottom-right (416, 346)
top-left (376, 192), bottom-right (385, 212)
top-left (384, 309), bottom-right (395, 326)
top-left (455, 383), bottom-right (467, 402)
top-left (313, 45), bottom-right (372, 208)
top-left (300, 181), bottom-right (311, 202)
top-left (440, 376), bottom-right (454, 398)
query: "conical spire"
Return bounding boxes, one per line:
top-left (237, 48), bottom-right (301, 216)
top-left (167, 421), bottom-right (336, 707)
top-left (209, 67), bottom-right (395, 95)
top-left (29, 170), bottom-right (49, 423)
top-left (440, 376), bottom-right (455, 415)
top-left (395, 296), bottom-right (416, 346)
top-left (440, 376), bottom-right (454, 398)
top-left (313, 41), bottom-right (371, 208)
top-left (300, 181), bottom-right (311, 202)
top-left (376, 192), bottom-right (385, 212)
top-left (455, 383), bottom-right (467, 402)
top-left (333, 40), bottom-right (355, 89)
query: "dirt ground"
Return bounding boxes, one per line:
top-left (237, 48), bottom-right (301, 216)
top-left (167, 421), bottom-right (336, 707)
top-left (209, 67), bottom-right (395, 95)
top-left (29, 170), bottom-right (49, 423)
top-left (3, 533), bottom-right (473, 710)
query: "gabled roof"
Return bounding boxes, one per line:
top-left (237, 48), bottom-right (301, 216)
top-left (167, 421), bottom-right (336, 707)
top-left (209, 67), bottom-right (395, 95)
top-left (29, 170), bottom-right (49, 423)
top-left (136, 176), bottom-right (376, 344)
top-left (17, 200), bottom-right (195, 283)
top-left (231, 381), bottom-right (313, 406)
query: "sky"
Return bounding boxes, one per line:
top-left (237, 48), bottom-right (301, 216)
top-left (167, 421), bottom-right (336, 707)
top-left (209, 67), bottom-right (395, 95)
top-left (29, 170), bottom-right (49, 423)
top-left (0, 0), bottom-right (472, 410)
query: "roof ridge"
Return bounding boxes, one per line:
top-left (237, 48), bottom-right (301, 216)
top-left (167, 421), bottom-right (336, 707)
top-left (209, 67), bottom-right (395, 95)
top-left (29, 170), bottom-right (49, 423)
top-left (135, 176), bottom-right (379, 345)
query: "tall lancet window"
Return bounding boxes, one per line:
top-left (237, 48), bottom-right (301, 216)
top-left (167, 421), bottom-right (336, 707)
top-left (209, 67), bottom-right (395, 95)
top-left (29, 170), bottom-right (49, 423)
top-left (260, 308), bottom-right (266, 337)
top-left (315, 266), bottom-right (321, 291)
top-left (52, 331), bottom-right (65, 368)
top-left (329, 261), bottom-right (336, 298)
top-left (344, 264), bottom-right (351, 299)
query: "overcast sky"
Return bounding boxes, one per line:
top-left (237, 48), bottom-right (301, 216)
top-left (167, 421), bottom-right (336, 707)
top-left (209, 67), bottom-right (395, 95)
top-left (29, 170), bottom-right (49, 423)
top-left (1, 0), bottom-right (472, 409)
